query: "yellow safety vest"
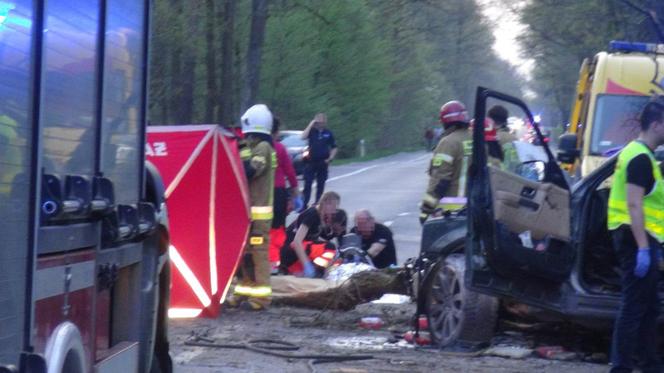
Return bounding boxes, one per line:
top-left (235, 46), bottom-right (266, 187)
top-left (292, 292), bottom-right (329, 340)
top-left (608, 141), bottom-right (664, 242)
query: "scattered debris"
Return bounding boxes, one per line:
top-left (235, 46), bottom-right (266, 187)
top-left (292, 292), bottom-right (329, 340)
top-left (371, 293), bottom-right (411, 305)
top-left (326, 263), bottom-right (375, 283)
top-left (325, 336), bottom-right (401, 352)
top-left (483, 345), bottom-right (534, 359)
top-left (358, 317), bottom-right (384, 330)
top-left (402, 330), bottom-right (431, 345)
top-left (536, 346), bottom-right (578, 361)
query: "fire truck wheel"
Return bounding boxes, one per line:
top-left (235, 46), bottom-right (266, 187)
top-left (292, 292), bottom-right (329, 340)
top-left (44, 322), bottom-right (86, 373)
top-left (424, 254), bottom-right (498, 346)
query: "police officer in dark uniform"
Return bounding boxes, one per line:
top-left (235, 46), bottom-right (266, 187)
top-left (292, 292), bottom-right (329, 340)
top-left (301, 113), bottom-right (337, 209)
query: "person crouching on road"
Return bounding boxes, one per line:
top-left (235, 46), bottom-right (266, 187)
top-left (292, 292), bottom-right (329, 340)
top-left (269, 116), bottom-right (301, 272)
top-left (351, 209), bottom-right (397, 269)
top-left (321, 209), bottom-right (348, 247)
top-left (608, 98), bottom-right (664, 373)
top-left (420, 100), bottom-right (472, 224)
top-left (227, 104), bottom-right (276, 311)
top-left (279, 191), bottom-right (341, 277)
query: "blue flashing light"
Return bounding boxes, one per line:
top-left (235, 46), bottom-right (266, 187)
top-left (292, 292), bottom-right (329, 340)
top-left (610, 40), bottom-right (664, 54)
top-left (0, 2), bottom-right (14, 27)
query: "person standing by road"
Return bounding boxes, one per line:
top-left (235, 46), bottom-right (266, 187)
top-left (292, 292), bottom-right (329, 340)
top-left (350, 209), bottom-right (397, 269)
top-left (607, 98), bottom-right (664, 373)
top-left (227, 104), bottom-right (276, 311)
top-left (419, 100), bottom-right (472, 224)
top-left (301, 113), bottom-right (337, 209)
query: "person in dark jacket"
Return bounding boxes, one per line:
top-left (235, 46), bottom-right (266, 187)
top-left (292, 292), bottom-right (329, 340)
top-left (300, 113), bottom-right (337, 209)
top-left (350, 209), bottom-right (397, 269)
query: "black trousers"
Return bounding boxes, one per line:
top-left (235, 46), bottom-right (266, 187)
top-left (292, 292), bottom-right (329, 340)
top-left (303, 160), bottom-right (328, 206)
top-left (272, 187), bottom-right (288, 229)
top-left (610, 226), bottom-right (662, 373)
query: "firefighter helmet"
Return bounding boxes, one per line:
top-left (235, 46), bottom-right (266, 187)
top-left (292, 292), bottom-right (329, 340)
top-left (241, 104), bottom-right (273, 135)
top-left (470, 117), bottom-right (497, 141)
top-left (439, 100), bottom-right (469, 125)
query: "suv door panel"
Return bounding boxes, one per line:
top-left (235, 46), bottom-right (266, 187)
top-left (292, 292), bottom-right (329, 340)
top-left (490, 166), bottom-right (570, 241)
top-left (468, 88), bottom-right (575, 307)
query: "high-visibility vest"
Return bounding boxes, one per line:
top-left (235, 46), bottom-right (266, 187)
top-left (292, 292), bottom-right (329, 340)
top-left (608, 141), bottom-right (664, 242)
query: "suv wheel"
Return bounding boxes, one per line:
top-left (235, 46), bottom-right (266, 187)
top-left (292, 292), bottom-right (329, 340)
top-left (425, 253), bottom-right (498, 346)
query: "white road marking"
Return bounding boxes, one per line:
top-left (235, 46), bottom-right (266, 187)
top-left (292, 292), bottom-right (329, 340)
top-left (327, 165), bottom-right (378, 182)
top-left (384, 220), bottom-right (394, 227)
top-left (398, 212), bottom-right (410, 217)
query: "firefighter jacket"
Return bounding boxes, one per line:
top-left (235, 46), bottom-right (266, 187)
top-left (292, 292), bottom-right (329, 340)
top-left (490, 127), bottom-right (518, 169)
top-left (423, 126), bottom-right (471, 211)
top-left (241, 137), bottom-right (276, 223)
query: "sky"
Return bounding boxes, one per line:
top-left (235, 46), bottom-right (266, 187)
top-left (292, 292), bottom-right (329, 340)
top-left (476, 0), bottom-right (534, 80)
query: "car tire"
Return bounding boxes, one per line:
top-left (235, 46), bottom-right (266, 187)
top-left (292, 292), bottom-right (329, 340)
top-left (424, 253), bottom-right (498, 346)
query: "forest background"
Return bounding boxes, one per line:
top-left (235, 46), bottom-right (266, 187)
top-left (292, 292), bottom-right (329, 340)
top-left (149, 0), bottom-right (664, 158)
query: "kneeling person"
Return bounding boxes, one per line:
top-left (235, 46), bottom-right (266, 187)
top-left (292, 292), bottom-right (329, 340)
top-left (351, 209), bottom-right (397, 269)
top-left (279, 192), bottom-right (341, 277)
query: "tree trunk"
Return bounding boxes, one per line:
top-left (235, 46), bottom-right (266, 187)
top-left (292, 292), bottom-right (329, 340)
top-left (220, 0), bottom-right (236, 126)
top-left (180, 3), bottom-right (198, 123)
top-left (241, 0), bottom-right (269, 112)
top-left (272, 268), bottom-right (410, 311)
top-left (205, 0), bottom-right (218, 123)
top-left (168, 0), bottom-right (183, 123)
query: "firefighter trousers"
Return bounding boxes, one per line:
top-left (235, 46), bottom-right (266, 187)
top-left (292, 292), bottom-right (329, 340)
top-left (232, 220), bottom-right (272, 308)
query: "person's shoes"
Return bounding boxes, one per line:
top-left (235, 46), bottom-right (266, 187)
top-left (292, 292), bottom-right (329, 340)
top-left (239, 299), bottom-right (267, 311)
top-left (224, 295), bottom-right (244, 309)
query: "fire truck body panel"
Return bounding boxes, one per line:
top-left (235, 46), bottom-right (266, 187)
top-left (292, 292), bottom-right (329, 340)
top-left (0, 0), bottom-right (167, 371)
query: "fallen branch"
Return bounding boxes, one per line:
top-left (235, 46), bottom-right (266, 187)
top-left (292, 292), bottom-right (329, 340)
top-left (273, 268), bottom-right (409, 311)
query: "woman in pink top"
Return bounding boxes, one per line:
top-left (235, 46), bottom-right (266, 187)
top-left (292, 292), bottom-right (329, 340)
top-left (272, 117), bottom-right (299, 229)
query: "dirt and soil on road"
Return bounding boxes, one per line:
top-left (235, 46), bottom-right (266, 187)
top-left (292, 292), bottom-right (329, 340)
top-left (169, 301), bottom-right (611, 372)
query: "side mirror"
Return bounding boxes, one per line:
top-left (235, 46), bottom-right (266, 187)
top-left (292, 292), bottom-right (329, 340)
top-left (516, 160), bottom-right (545, 182)
top-left (557, 133), bottom-right (580, 164)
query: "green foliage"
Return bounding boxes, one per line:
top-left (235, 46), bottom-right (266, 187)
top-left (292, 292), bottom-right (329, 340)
top-left (149, 0), bottom-right (525, 157)
top-left (518, 0), bottom-right (664, 125)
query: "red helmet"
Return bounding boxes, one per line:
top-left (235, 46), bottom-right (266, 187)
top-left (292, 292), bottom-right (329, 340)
top-left (439, 100), bottom-right (469, 125)
top-left (470, 117), bottom-right (497, 141)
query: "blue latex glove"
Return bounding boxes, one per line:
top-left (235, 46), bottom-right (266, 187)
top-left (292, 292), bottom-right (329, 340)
top-left (293, 195), bottom-right (304, 213)
top-left (303, 261), bottom-right (316, 278)
top-left (635, 248), bottom-right (651, 278)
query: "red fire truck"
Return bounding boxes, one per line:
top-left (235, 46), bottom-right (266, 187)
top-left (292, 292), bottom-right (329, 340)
top-left (0, 0), bottom-right (170, 372)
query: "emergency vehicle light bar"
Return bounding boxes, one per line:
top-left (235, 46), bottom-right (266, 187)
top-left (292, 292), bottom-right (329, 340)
top-left (610, 40), bottom-right (664, 54)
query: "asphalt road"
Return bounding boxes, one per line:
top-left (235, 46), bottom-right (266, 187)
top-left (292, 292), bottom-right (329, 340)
top-left (300, 150), bottom-right (431, 264)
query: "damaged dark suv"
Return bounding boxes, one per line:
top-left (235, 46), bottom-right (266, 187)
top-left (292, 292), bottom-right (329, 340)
top-left (414, 87), bottom-right (661, 347)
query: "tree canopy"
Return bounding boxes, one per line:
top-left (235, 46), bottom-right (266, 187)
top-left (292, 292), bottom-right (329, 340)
top-left (149, 0), bottom-right (525, 157)
top-left (517, 0), bottom-right (664, 126)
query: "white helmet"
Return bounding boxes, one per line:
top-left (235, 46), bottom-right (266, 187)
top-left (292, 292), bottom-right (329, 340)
top-left (241, 104), bottom-right (273, 135)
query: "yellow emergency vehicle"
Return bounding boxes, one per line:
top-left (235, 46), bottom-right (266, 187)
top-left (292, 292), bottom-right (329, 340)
top-left (558, 41), bottom-right (664, 177)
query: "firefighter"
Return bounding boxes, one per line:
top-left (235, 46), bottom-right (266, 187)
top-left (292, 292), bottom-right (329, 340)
top-left (471, 117), bottom-right (502, 167)
top-left (420, 100), bottom-right (472, 224)
top-left (227, 104), bottom-right (276, 311)
top-left (488, 105), bottom-right (518, 169)
top-left (607, 99), bottom-right (664, 373)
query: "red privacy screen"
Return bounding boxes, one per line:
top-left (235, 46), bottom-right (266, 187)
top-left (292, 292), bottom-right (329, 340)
top-left (147, 125), bottom-right (249, 318)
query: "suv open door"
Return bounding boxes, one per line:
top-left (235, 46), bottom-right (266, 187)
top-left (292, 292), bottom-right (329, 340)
top-left (466, 87), bottom-right (576, 310)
